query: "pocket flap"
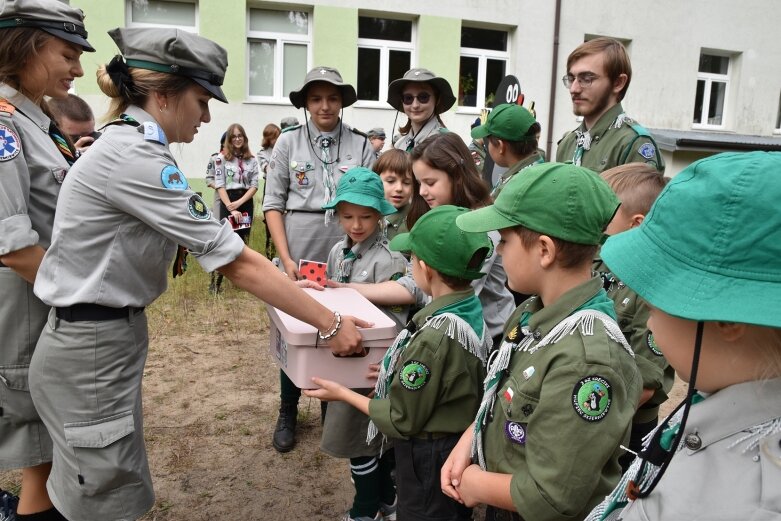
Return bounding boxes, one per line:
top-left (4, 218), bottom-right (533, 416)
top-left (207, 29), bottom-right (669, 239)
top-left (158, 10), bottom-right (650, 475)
top-left (0, 365), bottom-right (31, 392)
top-left (64, 411), bottom-right (135, 449)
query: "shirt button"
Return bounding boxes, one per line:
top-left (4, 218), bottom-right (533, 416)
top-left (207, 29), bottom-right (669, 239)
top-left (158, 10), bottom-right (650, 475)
top-left (684, 433), bottom-right (702, 450)
top-left (533, 330), bottom-right (542, 340)
top-left (356, 254), bottom-right (362, 259)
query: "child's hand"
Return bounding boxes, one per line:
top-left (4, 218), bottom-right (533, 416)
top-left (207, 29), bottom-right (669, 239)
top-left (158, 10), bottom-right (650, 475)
top-left (324, 279), bottom-right (345, 289)
top-left (303, 377), bottom-right (347, 402)
top-left (441, 427), bottom-right (475, 503)
top-left (455, 464), bottom-right (483, 508)
top-left (367, 363), bottom-right (381, 381)
top-left (295, 279), bottom-right (325, 290)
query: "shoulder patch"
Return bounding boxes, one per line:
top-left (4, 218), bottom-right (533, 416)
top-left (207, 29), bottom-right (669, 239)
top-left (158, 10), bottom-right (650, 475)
top-left (161, 165), bottom-right (189, 190)
top-left (572, 376), bottom-right (612, 422)
top-left (399, 360), bottom-right (430, 391)
top-left (282, 124), bottom-right (301, 133)
top-left (638, 142), bottom-right (656, 160)
top-left (187, 194), bottom-right (211, 220)
top-left (646, 332), bottom-right (663, 356)
top-left (0, 123), bottom-right (21, 162)
top-left (0, 98), bottom-right (15, 116)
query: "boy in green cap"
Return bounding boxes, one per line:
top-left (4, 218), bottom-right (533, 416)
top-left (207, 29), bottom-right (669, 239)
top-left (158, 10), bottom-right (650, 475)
top-left (441, 163), bottom-right (642, 521)
top-left (471, 104), bottom-right (544, 199)
top-left (585, 152), bottom-right (781, 521)
top-left (306, 205), bottom-right (493, 521)
top-left (319, 166), bottom-right (407, 521)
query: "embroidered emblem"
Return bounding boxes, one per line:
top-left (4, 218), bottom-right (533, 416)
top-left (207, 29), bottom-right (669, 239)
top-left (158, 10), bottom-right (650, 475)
top-left (161, 165), bottom-right (188, 190)
top-left (51, 168), bottom-right (67, 184)
top-left (503, 387), bottom-right (514, 402)
top-left (506, 325), bottom-right (519, 342)
top-left (646, 332), bottom-right (663, 356)
top-left (522, 366), bottom-right (535, 380)
top-left (504, 421), bottom-right (527, 445)
top-left (320, 69), bottom-right (327, 75)
top-left (0, 99), bottom-right (16, 115)
top-left (295, 171), bottom-right (310, 186)
top-left (187, 194), bottom-right (211, 220)
top-left (573, 376), bottom-right (612, 422)
top-left (399, 360), bottom-right (430, 391)
top-left (638, 143), bottom-right (656, 160)
top-left (521, 404), bottom-right (534, 417)
top-left (0, 124), bottom-right (21, 162)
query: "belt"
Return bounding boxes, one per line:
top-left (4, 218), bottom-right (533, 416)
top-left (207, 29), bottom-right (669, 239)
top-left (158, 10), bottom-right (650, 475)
top-left (56, 304), bottom-right (145, 322)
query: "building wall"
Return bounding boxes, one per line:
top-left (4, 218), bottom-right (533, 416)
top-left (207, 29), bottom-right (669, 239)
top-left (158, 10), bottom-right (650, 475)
top-left (69, 0), bottom-right (781, 178)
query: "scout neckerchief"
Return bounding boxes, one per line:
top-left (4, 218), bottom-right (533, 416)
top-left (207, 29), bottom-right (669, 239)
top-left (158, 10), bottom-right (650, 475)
top-left (367, 293), bottom-right (491, 443)
top-left (335, 230), bottom-right (383, 283)
top-left (571, 111), bottom-right (632, 166)
top-left (48, 121), bottom-right (76, 166)
top-left (320, 135), bottom-right (337, 224)
top-left (472, 291), bottom-right (633, 469)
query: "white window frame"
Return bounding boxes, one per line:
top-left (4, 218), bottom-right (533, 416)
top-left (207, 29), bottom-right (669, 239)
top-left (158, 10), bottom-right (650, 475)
top-left (692, 52), bottom-right (730, 130)
top-left (246, 8), bottom-right (312, 104)
top-left (458, 27), bottom-right (510, 114)
top-left (354, 17), bottom-right (416, 108)
top-left (126, 0), bottom-right (198, 33)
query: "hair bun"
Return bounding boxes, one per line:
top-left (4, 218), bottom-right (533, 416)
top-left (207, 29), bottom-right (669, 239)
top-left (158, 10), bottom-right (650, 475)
top-left (106, 55), bottom-right (135, 98)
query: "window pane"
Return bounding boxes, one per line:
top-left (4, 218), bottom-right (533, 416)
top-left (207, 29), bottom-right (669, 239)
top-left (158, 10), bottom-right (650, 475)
top-left (459, 56), bottom-right (479, 107)
top-left (485, 59), bottom-right (506, 107)
top-left (358, 17), bottom-right (412, 42)
top-left (131, 0), bottom-right (195, 26)
top-left (249, 9), bottom-right (308, 35)
top-left (707, 81), bottom-right (726, 125)
top-left (698, 54), bottom-right (729, 74)
top-left (249, 40), bottom-right (274, 97)
top-left (388, 50), bottom-right (410, 84)
top-left (283, 44), bottom-right (307, 97)
top-left (357, 47), bottom-right (381, 101)
top-left (461, 26), bottom-right (507, 51)
top-left (693, 79), bottom-right (705, 124)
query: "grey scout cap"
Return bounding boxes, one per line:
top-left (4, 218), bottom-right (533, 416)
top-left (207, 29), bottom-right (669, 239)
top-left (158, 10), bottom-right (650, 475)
top-left (368, 128), bottom-right (386, 139)
top-left (387, 68), bottom-right (456, 114)
top-left (0, 0), bottom-right (95, 51)
top-left (280, 116), bottom-right (299, 129)
top-left (288, 66), bottom-right (357, 109)
top-left (108, 27), bottom-right (228, 103)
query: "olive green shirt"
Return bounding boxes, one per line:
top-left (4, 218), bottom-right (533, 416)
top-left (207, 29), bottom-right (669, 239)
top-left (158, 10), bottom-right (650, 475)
top-left (384, 204), bottom-right (410, 241)
top-left (490, 152), bottom-right (545, 199)
top-left (555, 103), bottom-right (665, 173)
top-left (368, 289), bottom-right (487, 439)
top-left (484, 277), bottom-right (642, 521)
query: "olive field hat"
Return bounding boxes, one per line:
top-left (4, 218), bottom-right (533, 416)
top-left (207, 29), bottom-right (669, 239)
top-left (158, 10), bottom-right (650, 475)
top-left (289, 66), bottom-right (357, 109)
top-left (387, 68), bottom-right (456, 114)
top-left (322, 167), bottom-right (397, 216)
top-left (601, 151), bottom-right (781, 328)
top-left (0, 0), bottom-right (95, 51)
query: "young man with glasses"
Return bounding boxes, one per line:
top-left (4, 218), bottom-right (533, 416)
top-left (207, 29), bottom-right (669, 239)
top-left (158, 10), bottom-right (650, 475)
top-left (555, 37), bottom-right (664, 173)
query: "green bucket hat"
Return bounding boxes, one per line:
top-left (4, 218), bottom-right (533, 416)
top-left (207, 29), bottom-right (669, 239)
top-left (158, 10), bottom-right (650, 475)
top-left (387, 68), bottom-right (456, 114)
top-left (289, 66), bottom-right (357, 109)
top-left (471, 104), bottom-right (537, 141)
top-left (390, 205), bottom-right (491, 280)
top-left (322, 167), bottom-right (397, 216)
top-left (456, 162), bottom-right (619, 245)
top-left (601, 151), bottom-right (781, 328)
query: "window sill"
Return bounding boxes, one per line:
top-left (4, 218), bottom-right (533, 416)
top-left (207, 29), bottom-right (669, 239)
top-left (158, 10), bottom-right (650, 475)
top-left (455, 106), bottom-right (481, 115)
top-left (243, 99), bottom-right (295, 106)
top-left (353, 101), bottom-right (395, 110)
top-left (692, 123), bottom-right (729, 131)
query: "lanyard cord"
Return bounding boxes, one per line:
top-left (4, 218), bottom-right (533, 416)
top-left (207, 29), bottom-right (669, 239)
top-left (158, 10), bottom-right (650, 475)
top-left (303, 108), bottom-right (342, 165)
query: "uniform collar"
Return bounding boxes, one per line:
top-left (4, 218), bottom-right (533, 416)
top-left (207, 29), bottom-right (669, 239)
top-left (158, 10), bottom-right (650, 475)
top-left (0, 82), bottom-right (50, 132)
top-left (412, 288), bottom-right (475, 327)
top-left (580, 102), bottom-right (625, 138)
top-left (499, 152), bottom-right (544, 181)
top-left (307, 118), bottom-right (343, 142)
top-left (684, 377), bottom-right (781, 452)
top-left (386, 204), bottom-right (409, 227)
top-left (123, 105), bottom-right (169, 146)
top-left (523, 277), bottom-right (609, 337)
top-left (341, 227), bottom-right (384, 257)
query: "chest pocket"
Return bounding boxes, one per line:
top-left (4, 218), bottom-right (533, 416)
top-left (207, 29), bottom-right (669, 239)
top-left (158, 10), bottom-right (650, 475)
top-left (289, 159), bottom-right (315, 189)
top-left (496, 373), bottom-right (539, 463)
top-left (224, 163), bottom-right (238, 184)
top-left (50, 166), bottom-right (69, 184)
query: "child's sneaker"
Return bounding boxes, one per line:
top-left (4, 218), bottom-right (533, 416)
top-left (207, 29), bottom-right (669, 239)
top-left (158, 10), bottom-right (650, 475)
top-left (0, 489), bottom-right (18, 521)
top-left (340, 511), bottom-right (381, 521)
top-left (379, 498), bottom-right (397, 521)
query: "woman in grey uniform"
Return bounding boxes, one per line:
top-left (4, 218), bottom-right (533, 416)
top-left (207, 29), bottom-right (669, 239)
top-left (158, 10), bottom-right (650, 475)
top-left (27, 28), bottom-right (367, 521)
top-left (263, 66), bottom-right (375, 453)
top-left (388, 68), bottom-right (455, 152)
top-left (0, 1), bottom-right (94, 519)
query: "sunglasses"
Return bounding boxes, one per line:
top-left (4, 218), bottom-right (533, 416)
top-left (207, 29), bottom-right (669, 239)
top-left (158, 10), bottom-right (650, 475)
top-left (401, 92), bottom-right (432, 105)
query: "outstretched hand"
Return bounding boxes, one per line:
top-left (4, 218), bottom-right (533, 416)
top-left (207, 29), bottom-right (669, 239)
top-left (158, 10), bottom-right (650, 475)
top-left (326, 315), bottom-right (373, 356)
top-left (303, 377), bottom-right (346, 402)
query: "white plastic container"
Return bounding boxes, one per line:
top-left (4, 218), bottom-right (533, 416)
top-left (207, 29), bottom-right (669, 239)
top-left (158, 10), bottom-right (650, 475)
top-left (267, 288), bottom-right (399, 389)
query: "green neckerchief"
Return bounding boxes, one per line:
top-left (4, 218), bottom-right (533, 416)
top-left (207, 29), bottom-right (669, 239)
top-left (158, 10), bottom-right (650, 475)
top-left (335, 228), bottom-right (383, 283)
top-left (435, 293), bottom-right (484, 339)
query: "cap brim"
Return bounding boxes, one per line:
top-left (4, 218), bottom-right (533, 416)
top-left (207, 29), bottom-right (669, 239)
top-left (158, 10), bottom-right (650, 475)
top-left (601, 226), bottom-right (781, 328)
top-left (289, 83), bottom-right (357, 109)
top-left (471, 125), bottom-right (491, 139)
top-left (387, 78), bottom-right (456, 113)
top-left (193, 77), bottom-right (227, 103)
top-left (322, 195), bottom-right (397, 216)
top-left (455, 205), bottom-right (518, 233)
top-left (43, 28), bottom-right (95, 52)
top-left (389, 232), bottom-right (412, 253)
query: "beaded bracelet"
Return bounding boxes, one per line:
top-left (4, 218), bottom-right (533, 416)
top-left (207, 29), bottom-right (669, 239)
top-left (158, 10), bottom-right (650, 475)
top-left (318, 311), bottom-right (342, 341)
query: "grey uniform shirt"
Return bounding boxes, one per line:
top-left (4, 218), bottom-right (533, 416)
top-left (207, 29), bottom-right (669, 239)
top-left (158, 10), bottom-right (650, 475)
top-left (393, 118), bottom-right (445, 152)
top-left (213, 153), bottom-right (259, 191)
top-left (0, 83), bottom-right (66, 254)
top-left (34, 105), bottom-right (245, 308)
top-left (262, 120), bottom-right (373, 213)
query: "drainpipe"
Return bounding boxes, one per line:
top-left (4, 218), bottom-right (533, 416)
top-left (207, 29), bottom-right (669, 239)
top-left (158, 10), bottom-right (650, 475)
top-left (546, 0), bottom-right (563, 160)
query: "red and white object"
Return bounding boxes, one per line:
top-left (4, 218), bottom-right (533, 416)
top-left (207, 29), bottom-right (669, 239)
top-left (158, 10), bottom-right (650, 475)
top-left (267, 288), bottom-right (398, 389)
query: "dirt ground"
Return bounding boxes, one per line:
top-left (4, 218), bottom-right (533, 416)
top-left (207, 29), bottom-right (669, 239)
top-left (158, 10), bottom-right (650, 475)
top-left (1, 269), bottom-right (687, 521)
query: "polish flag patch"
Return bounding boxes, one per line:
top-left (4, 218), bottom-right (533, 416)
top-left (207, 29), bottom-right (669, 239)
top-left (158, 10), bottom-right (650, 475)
top-left (503, 387), bottom-right (514, 402)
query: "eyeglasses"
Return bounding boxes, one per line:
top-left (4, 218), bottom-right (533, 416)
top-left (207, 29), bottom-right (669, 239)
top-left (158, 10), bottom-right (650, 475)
top-left (562, 73), bottom-right (601, 88)
top-left (401, 92), bottom-right (432, 105)
top-left (231, 134), bottom-right (244, 140)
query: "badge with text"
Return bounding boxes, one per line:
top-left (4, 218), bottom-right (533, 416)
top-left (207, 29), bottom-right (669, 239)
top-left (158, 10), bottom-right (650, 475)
top-left (187, 194), bottom-right (211, 220)
top-left (572, 376), bottom-right (612, 422)
top-left (646, 332), bottom-right (663, 356)
top-left (638, 143), bottom-right (656, 160)
top-left (161, 165), bottom-right (188, 190)
top-left (504, 421), bottom-right (527, 445)
top-left (299, 259), bottom-right (327, 283)
top-left (0, 124), bottom-right (21, 162)
top-left (399, 360), bottom-right (430, 391)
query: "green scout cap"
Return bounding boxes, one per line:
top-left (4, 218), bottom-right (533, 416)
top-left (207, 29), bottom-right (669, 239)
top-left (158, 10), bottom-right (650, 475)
top-left (390, 205), bottom-right (491, 280)
top-left (456, 162), bottom-right (619, 245)
top-left (471, 104), bottom-right (537, 141)
top-left (0, 0), bottom-right (95, 51)
top-left (601, 151), bottom-right (781, 328)
top-left (387, 68), bottom-right (456, 114)
top-left (322, 167), bottom-right (397, 216)
top-left (108, 27), bottom-right (228, 103)
top-left (289, 66), bottom-right (357, 109)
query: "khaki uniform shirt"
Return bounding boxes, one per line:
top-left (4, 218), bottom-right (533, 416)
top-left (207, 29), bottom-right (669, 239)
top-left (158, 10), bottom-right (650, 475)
top-left (384, 204), bottom-right (410, 241)
top-left (393, 118), bottom-right (446, 152)
top-left (34, 105), bottom-right (245, 308)
top-left (213, 153), bottom-right (259, 191)
top-left (368, 290), bottom-right (487, 439)
top-left (256, 146), bottom-right (272, 179)
top-left (618, 377), bottom-right (781, 520)
top-left (484, 277), bottom-right (642, 521)
top-left (555, 103), bottom-right (665, 173)
top-left (490, 152), bottom-right (544, 200)
top-left (594, 258), bottom-right (674, 424)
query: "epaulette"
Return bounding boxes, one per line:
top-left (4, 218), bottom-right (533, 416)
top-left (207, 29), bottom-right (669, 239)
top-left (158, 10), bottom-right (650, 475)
top-left (0, 98), bottom-right (15, 117)
top-left (628, 122), bottom-right (651, 137)
top-left (351, 127), bottom-right (367, 138)
top-left (282, 124), bottom-right (301, 133)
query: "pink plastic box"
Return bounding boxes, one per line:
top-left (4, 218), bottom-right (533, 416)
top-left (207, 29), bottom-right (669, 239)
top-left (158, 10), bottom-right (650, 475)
top-left (267, 288), bottom-right (399, 389)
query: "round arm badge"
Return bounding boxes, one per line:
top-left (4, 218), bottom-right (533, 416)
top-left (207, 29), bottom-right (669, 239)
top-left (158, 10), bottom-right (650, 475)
top-left (161, 165), bottom-right (189, 190)
top-left (572, 376), bottom-right (612, 422)
top-left (0, 124), bottom-right (21, 162)
top-left (399, 360), bottom-right (430, 391)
